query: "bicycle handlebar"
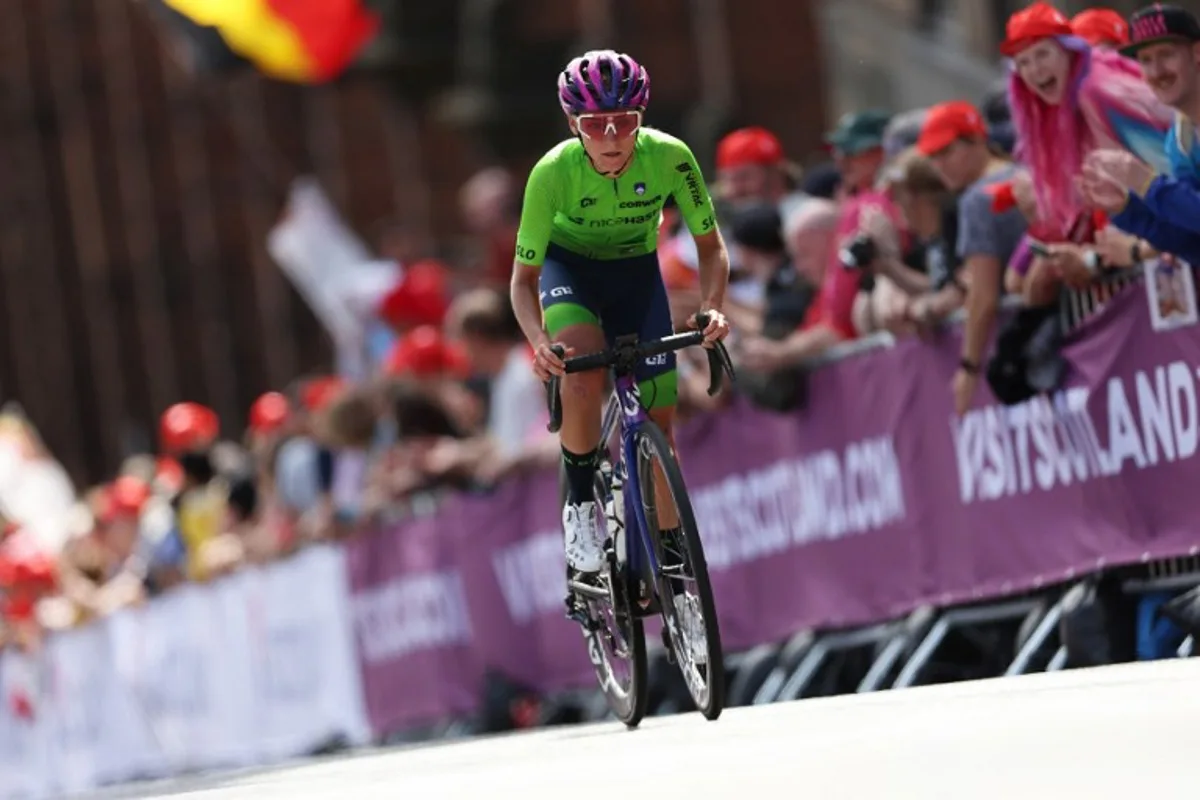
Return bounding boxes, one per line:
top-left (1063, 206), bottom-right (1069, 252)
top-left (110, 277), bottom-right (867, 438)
top-left (545, 313), bottom-right (736, 434)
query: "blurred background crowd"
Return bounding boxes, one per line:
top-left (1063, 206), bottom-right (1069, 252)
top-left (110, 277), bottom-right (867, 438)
top-left (2, 0), bottom-right (1196, 673)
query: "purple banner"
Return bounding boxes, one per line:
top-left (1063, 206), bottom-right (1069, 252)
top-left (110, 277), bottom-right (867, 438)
top-left (344, 512), bottom-right (482, 736)
top-left (346, 282), bottom-right (1200, 735)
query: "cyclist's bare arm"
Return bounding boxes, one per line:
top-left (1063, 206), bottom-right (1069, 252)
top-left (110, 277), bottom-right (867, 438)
top-left (693, 229), bottom-right (730, 313)
top-left (511, 260), bottom-right (547, 349)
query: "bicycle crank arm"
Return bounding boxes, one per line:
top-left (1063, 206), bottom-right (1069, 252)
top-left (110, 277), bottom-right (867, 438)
top-left (568, 580), bottom-right (610, 600)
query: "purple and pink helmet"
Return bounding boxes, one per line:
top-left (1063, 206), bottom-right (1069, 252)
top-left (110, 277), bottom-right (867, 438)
top-left (557, 50), bottom-right (650, 115)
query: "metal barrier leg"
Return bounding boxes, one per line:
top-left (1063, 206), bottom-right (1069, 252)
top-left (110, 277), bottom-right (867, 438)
top-left (857, 633), bottom-right (910, 693)
top-left (891, 618), bottom-right (950, 689)
top-left (1046, 645), bottom-right (1069, 671)
top-left (1005, 595), bottom-right (1068, 676)
top-left (1177, 635), bottom-right (1194, 658)
top-left (725, 644), bottom-right (779, 707)
top-left (778, 625), bottom-right (899, 702)
top-left (858, 608), bottom-right (936, 693)
top-left (751, 631), bottom-right (814, 705)
top-left (777, 640), bottom-right (833, 702)
top-left (892, 599), bottom-right (1043, 689)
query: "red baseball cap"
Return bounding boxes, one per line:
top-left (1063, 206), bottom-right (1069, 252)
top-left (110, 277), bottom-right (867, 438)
top-left (1071, 8), bottom-right (1130, 47)
top-left (1000, 1), bottom-right (1073, 57)
top-left (301, 376), bottom-right (348, 412)
top-left (249, 391), bottom-right (291, 434)
top-left (102, 476), bottom-right (152, 522)
top-left (154, 457), bottom-right (184, 496)
top-left (159, 402), bottom-right (219, 454)
top-left (376, 259), bottom-right (451, 330)
top-left (384, 326), bottom-right (471, 379)
top-left (916, 101), bottom-right (988, 156)
top-left (716, 127), bottom-right (784, 170)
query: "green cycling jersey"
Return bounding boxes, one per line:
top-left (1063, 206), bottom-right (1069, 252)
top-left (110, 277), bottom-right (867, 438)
top-left (515, 127), bottom-right (718, 266)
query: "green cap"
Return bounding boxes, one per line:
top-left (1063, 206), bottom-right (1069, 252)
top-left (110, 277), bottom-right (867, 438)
top-left (824, 109), bottom-right (893, 155)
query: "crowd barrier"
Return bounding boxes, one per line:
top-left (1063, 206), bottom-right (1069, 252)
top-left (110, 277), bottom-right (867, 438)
top-left (345, 280), bottom-right (1200, 731)
top-left (0, 547), bottom-right (370, 799)
top-left (2, 279), bottom-right (1198, 797)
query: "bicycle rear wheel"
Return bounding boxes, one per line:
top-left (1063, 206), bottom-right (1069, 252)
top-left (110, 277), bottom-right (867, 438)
top-left (634, 422), bottom-right (726, 720)
top-left (558, 458), bottom-right (649, 727)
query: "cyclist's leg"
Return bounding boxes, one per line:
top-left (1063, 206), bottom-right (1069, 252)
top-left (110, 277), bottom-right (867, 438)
top-left (602, 256), bottom-right (705, 656)
top-left (593, 253), bottom-right (680, 532)
top-left (637, 283), bottom-right (682, 534)
top-left (540, 250), bottom-right (607, 574)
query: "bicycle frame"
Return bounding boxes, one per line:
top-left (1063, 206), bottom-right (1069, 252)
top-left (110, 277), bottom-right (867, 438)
top-left (600, 372), bottom-right (659, 588)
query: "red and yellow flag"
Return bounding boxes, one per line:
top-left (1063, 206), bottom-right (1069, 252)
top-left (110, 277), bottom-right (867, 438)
top-left (160, 0), bottom-right (380, 84)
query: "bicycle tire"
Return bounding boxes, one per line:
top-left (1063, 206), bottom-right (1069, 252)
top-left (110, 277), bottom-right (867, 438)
top-left (558, 459), bottom-right (649, 728)
top-left (634, 421), bottom-right (725, 720)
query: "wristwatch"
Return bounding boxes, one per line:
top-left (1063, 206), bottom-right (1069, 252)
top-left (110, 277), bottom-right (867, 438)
top-left (960, 358), bottom-right (980, 375)
top-left (1083, 249), bottom-right (1101, 274)
top-left (1130, 240), bottom-right (1144, 265)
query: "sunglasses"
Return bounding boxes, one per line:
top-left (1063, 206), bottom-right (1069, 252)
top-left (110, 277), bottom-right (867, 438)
top-left (575, 110), bottom-right (643, 140)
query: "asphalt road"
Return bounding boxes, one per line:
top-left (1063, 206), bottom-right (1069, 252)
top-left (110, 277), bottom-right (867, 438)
top-left (80, 658), bottom-right (1200, 799)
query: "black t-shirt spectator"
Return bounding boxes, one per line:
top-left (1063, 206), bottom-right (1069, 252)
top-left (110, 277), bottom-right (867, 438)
top-left (761, 258), bottom-right (818, 340)
top-left (926, 194), bottom-right (963, 290)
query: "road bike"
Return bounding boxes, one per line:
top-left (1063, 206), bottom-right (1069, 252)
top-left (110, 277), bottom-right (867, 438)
top-left (546, 313), bottom-right (734, 726)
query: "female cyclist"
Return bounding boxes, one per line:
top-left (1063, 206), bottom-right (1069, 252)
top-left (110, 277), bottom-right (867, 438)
top-left (508, 50), bottom-right (731, 579)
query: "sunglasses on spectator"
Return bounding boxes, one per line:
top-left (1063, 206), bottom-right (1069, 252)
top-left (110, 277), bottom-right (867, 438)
top-left (575, 111), bottom-right (642, 140)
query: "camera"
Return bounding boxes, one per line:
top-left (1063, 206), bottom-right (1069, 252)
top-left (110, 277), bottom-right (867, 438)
top-left (838, 234), bottom-right (877, 270)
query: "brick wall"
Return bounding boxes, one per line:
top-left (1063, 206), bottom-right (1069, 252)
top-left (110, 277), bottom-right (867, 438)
top-left (0, 0), bottom-right (827, 483)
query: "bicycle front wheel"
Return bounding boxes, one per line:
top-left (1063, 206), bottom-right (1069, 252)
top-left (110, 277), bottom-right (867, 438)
top-left (634, 422), bottom-right (725, 720)
top-left (558, 457), bottom-right (649, 728)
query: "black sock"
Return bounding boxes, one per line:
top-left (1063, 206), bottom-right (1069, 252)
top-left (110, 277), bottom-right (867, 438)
top-left (562, 447), bottom-right (598, 505)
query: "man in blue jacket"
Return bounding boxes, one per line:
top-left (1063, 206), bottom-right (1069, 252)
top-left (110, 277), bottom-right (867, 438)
top-left (1082, 5), bottom-right (1200, 264)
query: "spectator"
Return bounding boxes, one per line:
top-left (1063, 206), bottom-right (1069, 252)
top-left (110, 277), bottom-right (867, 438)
top-left (0, 524), bottom-right (57, 648)
top-left (851, 135), bottom-right (963, 337)
top-left (916, 101), bottom-right (1028, 414)
top-left (731, 200), bottom-right (836, 411)
top-left (1070, 8), bottom-right (1131, 51)
top-left (739, 110), bottom-right (899, 373)
top-left (383, 325), bottom-right (482, 436)
top-left (375, 258), bottom-right (453, 335)
top-left (979, 81), bottom-right (1016, 155)
top-left (155, 402), bottom-right (232, 584)
top-left (445, 289), bottom-right (550, 462)
top-left (243, 391), bottom-right (299, 557)
top-left (721, 202), bottom-right (793, 336)
top-left (800, 162), bottom-right (842, 201)
top-left (1083, 4), bottom-right (1200, 266)
top-left (273, 377), bottom-right (345, 544)
top-left (363, 381), bottom-right (478, 520)
top-left (882, 108), bottom-right (929, 161)
top-left (863, 147), bottom-right (961, 334)
top-left (313, 384), bottom-right (383, 532)
top-left (664, 127), bottom-right (808, 318)
top-left (1002, 0), bottom-right (1171, 246)
top-left (714, 127), bottom-right (808, 215)
top-left (783, 199), bottom-right (839, 299)
top-left (460, 167), bottom-right (520, 289)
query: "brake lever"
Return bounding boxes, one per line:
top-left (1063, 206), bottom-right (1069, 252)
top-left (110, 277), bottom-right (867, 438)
top-left (692, 312), bottom-right (736, 397)
top-left (703, 343), bottom-right (738, 397)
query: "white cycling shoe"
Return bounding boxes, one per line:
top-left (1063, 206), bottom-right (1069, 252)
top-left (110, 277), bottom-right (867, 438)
top-left (563, 501), bottom-right (606, 575)
top-left (673, 593), bottom-right (708, 665)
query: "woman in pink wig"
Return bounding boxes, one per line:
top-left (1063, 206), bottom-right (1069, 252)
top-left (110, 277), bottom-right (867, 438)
top-left (1002, 2), bottom-right (1172, 299)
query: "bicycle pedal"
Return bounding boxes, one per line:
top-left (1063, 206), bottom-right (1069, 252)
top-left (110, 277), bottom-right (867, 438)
top-left (563, 596), bottom-right (598, 630)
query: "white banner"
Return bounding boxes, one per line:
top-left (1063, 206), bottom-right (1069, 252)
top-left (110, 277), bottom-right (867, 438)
top-left (267, 178), bottom-right (402, 381)
top-left (0, 545), bottom-right (369, 799)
